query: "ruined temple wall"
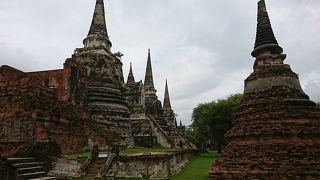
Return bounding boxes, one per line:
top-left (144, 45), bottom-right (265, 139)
top-left (26, 67), bottom-right (72, 102)
top-left (0, 65), bottom-right (26, 82)
top-left (0, 78), bottom-right (48, 156)
top-left (85, 126), bottom-right (111, 150)
top-left (106, 150), bottom-right (196, 178)
top-left (49, 150), bottom-right (197, 179)
top-left (0, 78), bottom-right (51, 142)
top-left (0, 77), bottom-right (90, 156)
top-left (0, 64), bottom-right (73, 102)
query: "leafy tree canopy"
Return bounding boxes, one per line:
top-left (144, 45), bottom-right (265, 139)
top-left (187, 93), bottom-right (242, 152)
top-left (114, 51), bottom-right (124, 59)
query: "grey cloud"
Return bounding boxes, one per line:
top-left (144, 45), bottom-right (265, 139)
top-left (305, 81), bottom-right (320, 102)
top-left (0, 43), bottom-right (36, 70)
top-left (0, 0), bottom-right (319, 125)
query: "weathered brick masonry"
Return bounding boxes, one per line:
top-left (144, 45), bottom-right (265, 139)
top-left (209, 0), bottom-right (320, 179)
top-left (0, 0), bottom-right (193, 158)
top-left (0, 68), bottom-right (89, 155)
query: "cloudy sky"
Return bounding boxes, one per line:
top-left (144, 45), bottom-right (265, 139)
top-left (0, 0), bottom-right (319, 125)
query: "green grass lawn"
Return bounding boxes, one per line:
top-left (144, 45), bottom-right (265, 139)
top-left (68, 177), bottom-right (94, 180)
top-left (67, 150), bottom-right (91, 158)
top-left (169, 152), bottom-right (220, 180)
top-left (119, 147), bottom-right (173, 156)
top-left (66, 147), bottom-right (174, 158)
top-left (115, 178), bottom-right (148, 180)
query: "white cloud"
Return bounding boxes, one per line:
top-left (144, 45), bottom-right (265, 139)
top-left (0, 0), bottom-right (319, 125)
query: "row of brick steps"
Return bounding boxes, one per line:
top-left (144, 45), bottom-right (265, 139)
top-left (85, 158), bottom-right (107, 176)
top-left (85, 154), bottom-right (116, 178)
top-left (97, 154), bottom-right (116, 177)
top-left (7, 157), bottom-right (56, 180)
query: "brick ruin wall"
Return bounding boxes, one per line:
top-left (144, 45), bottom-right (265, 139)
top-left (209, 58), bottom-right (320, 179)
top-left (26, 67), bottom-right (71, 102)
top-left (210, 89), bottom-right (320, 179)
top-left (49, 149), bottom-right (197, 179)
top-left (0, 69), bottom-right (90, 156)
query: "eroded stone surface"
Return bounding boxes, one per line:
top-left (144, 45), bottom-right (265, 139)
top-left (49, 150), bottom-right (196, 179)
top-left (0, 74), bottom-right (89, 155)
top-left (0, 0), bottom-right (193, 158)
top-left (209, 0), bottom-right (320, 178)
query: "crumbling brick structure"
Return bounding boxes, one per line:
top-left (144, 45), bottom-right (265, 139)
top-left (0, 0), bottom-right (193, 157)
top-left (0, 66), bottom-right (89, 155)
top-left (209, 0), bottom-right (320, 179)
top-left (125, 51), bottom-right (193, 149)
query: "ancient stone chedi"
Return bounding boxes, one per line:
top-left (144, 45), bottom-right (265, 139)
top-left (209, 0), bottom-right (320, 179)
top-left (125, 50), bottom-right (192, 148)
top-left (0, 0), bottom-right (192, 157)
top-left (65, 0), bottom-right (133, 147)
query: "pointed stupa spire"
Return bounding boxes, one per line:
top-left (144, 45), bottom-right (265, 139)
top-left (144, 49), bottom-right (155, 89)
top-left (83, 0), bottom-right (112, 50)
top-left (126, 63), bottom-right (135, 84)
top-left (163, 79), bottom-right (172, 110)
top-left (251, 0), bottom-right (283, 57)
top-left (179, 120), bottom-right (182, 127)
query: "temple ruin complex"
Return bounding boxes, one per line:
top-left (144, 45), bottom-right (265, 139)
top-left (0, 0), bottom-right (192, 158)
top-left (1, 0), bottom-right (319, 179)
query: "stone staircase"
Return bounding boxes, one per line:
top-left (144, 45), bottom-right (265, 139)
top-left (168, 160), bottom-right (187, 176)
top-left (147, 114), bottom-right (173, 148)
top-left (7, 157), bottom-right (56, 180)
top-left (97, 153), bottom-right (116, 177)
top-left (85, 158), bottom-right (107, 177)
top-left (155, 117), bottom-right (170, 133)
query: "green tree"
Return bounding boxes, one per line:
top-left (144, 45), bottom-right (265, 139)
top-left (185, 126), bottom-right (201, 147)
top-left (114, 51), bottom-right (124, 59)
top-left (316, 102), bottom-right (320, 108)
top-left (189, 94), bottom-right (242, 153)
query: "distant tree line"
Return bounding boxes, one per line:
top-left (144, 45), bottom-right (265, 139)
top-left (186, 94), bottom-right (242, 153)
top-left (187, 96), bottom-right (320, 153)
